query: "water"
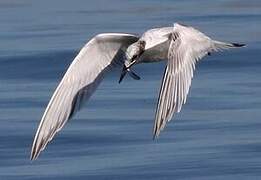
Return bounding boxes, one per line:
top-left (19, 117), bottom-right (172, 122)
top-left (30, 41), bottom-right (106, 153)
top-left (0, 0), bottom-right (261, 179)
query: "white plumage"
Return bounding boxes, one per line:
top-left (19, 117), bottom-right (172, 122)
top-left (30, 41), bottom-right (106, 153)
top-left (31, 23), bottom-right (244, 160)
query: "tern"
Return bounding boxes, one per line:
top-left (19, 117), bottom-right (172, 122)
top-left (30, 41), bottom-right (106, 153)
top-left (31, 23), bottom-right (245, 160)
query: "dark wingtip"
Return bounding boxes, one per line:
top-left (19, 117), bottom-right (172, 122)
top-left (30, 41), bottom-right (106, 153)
top-left (152, 127), bottom-right (160, 140)
top-left (30, 156), bottom-right (35, 161)
top-left (30, 152), bottom-right (36, 161)
top-left (30, 142), bottom-right (40, 161)
top-left (30, 148), bottom-right (38, 161)
top-left (30, 145), bottom-right (35, 160)
top-left (153, 133), bottom-right (157, 140)
top-left (232, 43), bottom-right (246, 47)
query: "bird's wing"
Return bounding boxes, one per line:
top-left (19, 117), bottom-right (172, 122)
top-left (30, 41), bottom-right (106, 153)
top-left (140, 27), bottom-right (172, 50)
top-left (153, 23), bottom-right (243, 137)
top-left (31, 33), bottom-right (139, 160)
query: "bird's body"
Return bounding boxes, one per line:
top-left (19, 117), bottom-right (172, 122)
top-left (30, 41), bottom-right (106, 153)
top-left (31, 23), bottom-right (245, 160)
top-left (133, 27), bottom-right (173, 63)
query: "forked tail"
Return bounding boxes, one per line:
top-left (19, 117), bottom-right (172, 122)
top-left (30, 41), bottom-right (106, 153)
top-left (213, 40), bottom-right (246, 50)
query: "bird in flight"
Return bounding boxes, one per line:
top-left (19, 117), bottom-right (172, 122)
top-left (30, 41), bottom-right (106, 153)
top-left (31, 23), bottom-right (245, 160)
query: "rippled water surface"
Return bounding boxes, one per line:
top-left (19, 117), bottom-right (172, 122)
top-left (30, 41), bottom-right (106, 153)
top-left (0, 0), bottom-right (260, 179)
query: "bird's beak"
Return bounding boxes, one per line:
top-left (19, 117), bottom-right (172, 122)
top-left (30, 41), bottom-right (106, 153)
top-left (126, 59), bottom-right (137, 69)
top-left (119, 65), bottom-right (128, 83)
top-left (118, 58), bottom-right (140, 83)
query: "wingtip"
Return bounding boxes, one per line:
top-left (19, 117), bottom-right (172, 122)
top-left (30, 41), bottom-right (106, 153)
top-left (30, 151), bottom-right (41, 161)
top-left (30, 154), bottom-right (35, 161)
top-left (152, 126), bottom-right (160, 140)
top-left (153, 133), bottom-right (158, 140)
top-left (30, 142), bottom-right (40, 161)
top-left (30, 149), bottom-right (37, 161)
top-left (232, 43), bottom-right (246, 47)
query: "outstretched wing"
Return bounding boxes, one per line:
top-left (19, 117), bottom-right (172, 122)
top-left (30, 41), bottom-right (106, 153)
top-left (31, 33), bottom-right (139, 160)
top-left (153, 23), bottom-right (244, 137)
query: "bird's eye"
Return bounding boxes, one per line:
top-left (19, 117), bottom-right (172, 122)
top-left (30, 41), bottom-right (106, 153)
top-left (132, 54), bottom-right (138, 60)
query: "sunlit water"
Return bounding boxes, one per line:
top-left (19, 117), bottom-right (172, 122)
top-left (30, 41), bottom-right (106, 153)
top-left (0, 0), bottom-right (260, 179)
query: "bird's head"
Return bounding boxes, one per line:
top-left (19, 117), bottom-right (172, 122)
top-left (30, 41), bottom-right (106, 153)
top-left (118, 40), bottom-right (146, 83)
top-left (124, 40), bottom-right (146, 68)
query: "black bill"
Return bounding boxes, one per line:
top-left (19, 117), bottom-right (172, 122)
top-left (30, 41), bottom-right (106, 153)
top-left (118, 64), bottom-right (140, 83)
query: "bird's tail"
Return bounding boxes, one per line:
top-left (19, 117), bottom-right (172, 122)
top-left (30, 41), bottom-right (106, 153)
top-left (213, 40), bottom-right (246, 50)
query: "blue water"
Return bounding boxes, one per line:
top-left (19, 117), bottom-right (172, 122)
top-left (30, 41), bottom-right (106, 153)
top-left (0, 0), bottom-right (261, 179)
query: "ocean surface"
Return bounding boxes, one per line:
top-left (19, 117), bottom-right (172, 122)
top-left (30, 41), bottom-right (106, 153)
top-left (0, 0), bottom-right (260, 179)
